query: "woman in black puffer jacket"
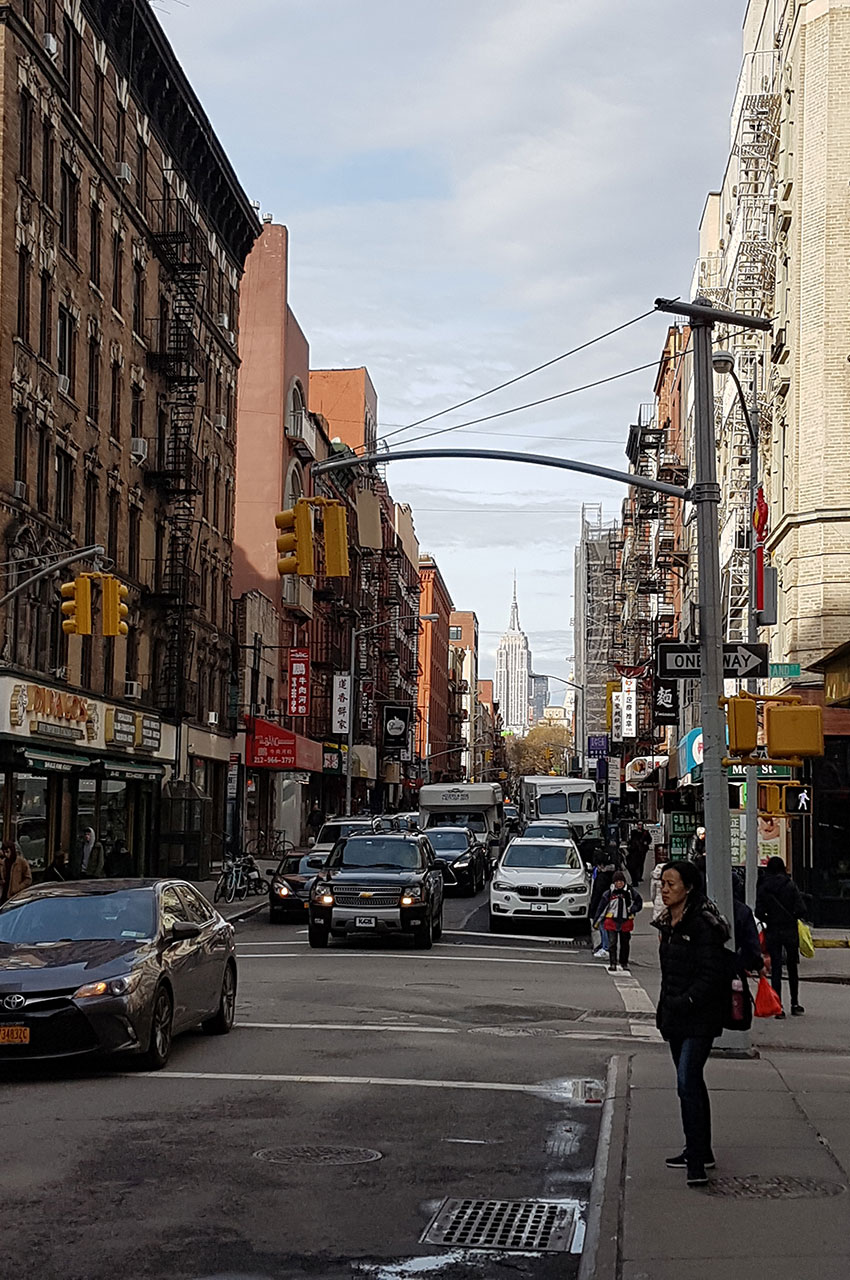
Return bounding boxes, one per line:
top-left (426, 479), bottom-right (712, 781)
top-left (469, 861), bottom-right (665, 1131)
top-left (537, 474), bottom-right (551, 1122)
top-left (652, 859), bottom-right (730, 1187)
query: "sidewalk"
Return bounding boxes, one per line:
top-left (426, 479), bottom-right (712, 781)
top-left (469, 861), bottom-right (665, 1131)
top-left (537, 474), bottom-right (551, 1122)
top-left (585, 903), bottom-right (850, 1278)
top-left (198, 879), bottom-right (267, 924)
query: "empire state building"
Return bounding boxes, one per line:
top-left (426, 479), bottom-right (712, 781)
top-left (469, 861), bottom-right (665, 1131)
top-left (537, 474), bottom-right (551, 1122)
top-left (494, 579), bottom-right (532, 735)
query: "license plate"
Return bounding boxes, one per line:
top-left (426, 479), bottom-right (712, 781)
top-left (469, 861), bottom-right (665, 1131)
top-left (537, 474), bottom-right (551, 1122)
top-left (530, 903), bottom-right (548, 913)
top-left (355, 916), bottom-right (376, 928)
top-left (0, 1026), bottom-right (29, 1045)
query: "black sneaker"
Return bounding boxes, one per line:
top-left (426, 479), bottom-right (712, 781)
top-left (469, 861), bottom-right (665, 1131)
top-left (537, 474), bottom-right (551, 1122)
top-left (666, 1150), bottom-right (716, 1169)
top-left (775, 1010), bottom-right (786, 1019)
top-left (687, 1166), bottom-right (709, 1187)
top-left (791, 1004), bottom-right (805, 1016)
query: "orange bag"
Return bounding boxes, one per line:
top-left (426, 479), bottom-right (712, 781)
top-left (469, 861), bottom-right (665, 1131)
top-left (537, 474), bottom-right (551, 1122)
top-left (754, 975), bottom-right (783, 1018)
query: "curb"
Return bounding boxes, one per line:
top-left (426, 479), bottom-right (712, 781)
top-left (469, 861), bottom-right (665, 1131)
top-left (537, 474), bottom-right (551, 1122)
top-left (221, 900), bottom-right (266, 926)
top-left (578, 1053), bottom-right (627, 1280)
top-left (814, 938), bottom-right (850, 948)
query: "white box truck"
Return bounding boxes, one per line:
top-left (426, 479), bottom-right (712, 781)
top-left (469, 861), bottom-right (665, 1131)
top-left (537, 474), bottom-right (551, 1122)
top-left (519, 776), bottom-right (601, 839)
top-left (418, 782), bottom-right (505, 859)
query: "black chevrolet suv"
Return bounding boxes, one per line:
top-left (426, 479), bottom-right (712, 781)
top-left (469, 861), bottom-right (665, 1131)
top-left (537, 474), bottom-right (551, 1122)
top-left (307, 833), bottom-right (444, 949)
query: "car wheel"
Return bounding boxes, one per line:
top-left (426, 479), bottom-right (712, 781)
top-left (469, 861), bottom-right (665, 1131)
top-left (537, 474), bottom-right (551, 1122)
top-left (203, 961), bottom-right (237, 1036)
top-left (139, 984), bottom-right (173, 1070)
top-left (414, 910), bottom-right (434, 949)
top-left (433, 906), bottom-right (443, 941)
top-left (308, 924), bottom-right (329, 948)
top-left (489, 911), bottom-right (503, 934)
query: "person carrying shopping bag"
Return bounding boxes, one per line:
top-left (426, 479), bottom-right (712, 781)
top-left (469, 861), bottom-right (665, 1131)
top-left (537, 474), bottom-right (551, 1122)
top-left (593, 870), bottom-right (641, 973)
top-left (756, 855), bottom-right (807, 1017)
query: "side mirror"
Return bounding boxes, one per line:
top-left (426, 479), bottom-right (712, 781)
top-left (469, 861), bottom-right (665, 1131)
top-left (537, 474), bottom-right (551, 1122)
top-left (169, 920), bottom-right (201, 943)
top-left (306, 856), bottom-right (325, 870)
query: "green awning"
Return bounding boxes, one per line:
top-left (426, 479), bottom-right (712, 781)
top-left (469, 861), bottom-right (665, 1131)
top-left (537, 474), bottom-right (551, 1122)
top-left (103, 760), bottom-right (166, 781)
top-left (23, 750), bottom-right (91, 773)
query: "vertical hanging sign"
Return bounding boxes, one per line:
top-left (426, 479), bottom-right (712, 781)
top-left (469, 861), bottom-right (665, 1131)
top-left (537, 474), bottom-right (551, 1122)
top-left (621, 678), bottom-right (637, 739)
top-left (611, 692), bottom-right (623, 743)
top-left (332, 674), bottom-right (351, 735)
top-left (288, 647), bottom-right (311, 718)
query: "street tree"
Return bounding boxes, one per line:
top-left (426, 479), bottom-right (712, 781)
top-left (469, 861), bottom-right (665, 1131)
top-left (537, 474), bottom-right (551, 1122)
top-left (506, 723), bottom-right (571, 780)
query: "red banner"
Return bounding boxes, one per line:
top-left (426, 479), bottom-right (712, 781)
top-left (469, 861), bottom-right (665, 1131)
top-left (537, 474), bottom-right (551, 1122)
top-left (244, 717), bottom-right (322, 772)
top-left (288, 647), bottom-right (311, 718)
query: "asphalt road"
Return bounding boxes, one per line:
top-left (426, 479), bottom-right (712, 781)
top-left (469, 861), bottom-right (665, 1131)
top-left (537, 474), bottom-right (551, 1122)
top-left (0, 886), bottom-right (656, 1280)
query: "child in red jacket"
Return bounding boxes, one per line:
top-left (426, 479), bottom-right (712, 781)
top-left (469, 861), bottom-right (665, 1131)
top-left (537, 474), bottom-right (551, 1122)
top-left (593, 871), bottom-right (641, 972)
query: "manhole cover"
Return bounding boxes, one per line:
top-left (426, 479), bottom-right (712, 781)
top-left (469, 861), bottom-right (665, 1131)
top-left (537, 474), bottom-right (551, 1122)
top-left (253, 1146), bottom-right (382, 1166)
top-left (707, 1175), bottom-right (846, 1200)
top-left (422, 1197), bottom-right (582, 1253)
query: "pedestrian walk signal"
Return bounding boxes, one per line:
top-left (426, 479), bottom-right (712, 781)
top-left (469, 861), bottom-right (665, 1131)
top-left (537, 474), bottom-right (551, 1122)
top-left (758, 782), bottom-right (812, 815)
top-left (60, 576), bottom-right (93, 636)
top-left (784, 785), bottom-right (812, 815)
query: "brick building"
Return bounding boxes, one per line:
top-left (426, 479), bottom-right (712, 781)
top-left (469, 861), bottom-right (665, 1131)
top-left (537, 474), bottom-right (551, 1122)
top-left (0, 0), bottom-right (257, 876)
top-left (416, 555), bottom-right (456, 781)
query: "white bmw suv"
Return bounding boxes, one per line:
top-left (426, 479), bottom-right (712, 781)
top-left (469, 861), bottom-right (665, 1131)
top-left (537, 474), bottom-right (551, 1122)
top-left (489, 837), bottom-right (590, 934)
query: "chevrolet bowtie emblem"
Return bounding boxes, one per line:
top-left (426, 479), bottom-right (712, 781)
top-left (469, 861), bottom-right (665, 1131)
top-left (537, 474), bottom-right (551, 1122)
top-left (359, 891), bottom-right (373, 898)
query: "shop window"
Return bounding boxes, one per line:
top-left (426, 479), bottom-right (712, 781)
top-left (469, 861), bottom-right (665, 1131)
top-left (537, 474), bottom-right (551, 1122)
top-left (12, 774), bottom-right (48, 873)
top-left (100, 780), bottom-right (128, 863)
top-left (76, 778), bottom-right (97, 845)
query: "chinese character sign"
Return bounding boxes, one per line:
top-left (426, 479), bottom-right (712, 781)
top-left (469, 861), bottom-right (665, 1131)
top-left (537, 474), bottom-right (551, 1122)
top-left (287, 647), bottom-right (311, 718)
top-left (621, 678), bottom-right (637, 739)
top-left (332, 674), bottom-right (352, 735)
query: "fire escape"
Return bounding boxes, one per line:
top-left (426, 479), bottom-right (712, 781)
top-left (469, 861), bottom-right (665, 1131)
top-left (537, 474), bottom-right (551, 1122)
top-left (145, 195), bottom-right (206, 718)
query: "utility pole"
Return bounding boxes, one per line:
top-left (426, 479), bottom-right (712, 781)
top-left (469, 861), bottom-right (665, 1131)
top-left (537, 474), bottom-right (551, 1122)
top-left (745, 370), bottom-right (761, 908)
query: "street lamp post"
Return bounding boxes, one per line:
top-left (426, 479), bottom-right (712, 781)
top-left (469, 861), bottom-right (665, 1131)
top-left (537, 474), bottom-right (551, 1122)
top-left (712, 349), bottom-right (761, 908)
top-left (344, 613), bottom-right (438, 817)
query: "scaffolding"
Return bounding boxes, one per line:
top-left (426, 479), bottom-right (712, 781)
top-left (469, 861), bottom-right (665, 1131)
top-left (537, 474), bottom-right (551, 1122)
top-left (574, 504), bottom-right (622, 745)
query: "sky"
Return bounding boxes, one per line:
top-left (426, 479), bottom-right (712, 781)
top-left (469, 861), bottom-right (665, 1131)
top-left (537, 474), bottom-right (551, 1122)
top-left (155, 0), bottom-right (745, 695)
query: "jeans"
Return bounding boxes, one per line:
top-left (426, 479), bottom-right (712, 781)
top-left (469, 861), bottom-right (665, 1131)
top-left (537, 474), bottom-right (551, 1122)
top-left (768, 937), bottom-right (799, 1006)
top-left (668, 1035), bottom-right (714, 1165)
top-left (607, 930), bottom-right (631, 968)
top-left (596, 927), bottom-right (608, 952)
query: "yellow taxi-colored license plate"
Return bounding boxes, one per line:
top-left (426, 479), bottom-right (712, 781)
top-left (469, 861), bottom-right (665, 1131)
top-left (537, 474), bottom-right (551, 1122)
top-left (0, 1026), bottom-right (29, 1045)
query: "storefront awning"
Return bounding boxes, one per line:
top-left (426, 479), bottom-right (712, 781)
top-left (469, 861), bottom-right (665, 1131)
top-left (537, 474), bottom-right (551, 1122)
top-left (22, 749), bottom-right (91, 773)
top-left (102, 760), bottom-right (166, 781)
top-left (624, 755), bottom-right (669, 789)
top-left (244, 716), bottom-right (323, 772)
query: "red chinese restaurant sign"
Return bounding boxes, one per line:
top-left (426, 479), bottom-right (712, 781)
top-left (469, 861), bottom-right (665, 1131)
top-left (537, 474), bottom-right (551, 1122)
top-left (288, 647), bottom-right (311, 718)
top-left (244, 716), bottom-right (322, 772)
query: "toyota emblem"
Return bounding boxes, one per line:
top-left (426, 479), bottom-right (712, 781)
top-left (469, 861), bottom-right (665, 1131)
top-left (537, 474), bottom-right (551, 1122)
top-left (3, 994), bottom-right (25, 1011)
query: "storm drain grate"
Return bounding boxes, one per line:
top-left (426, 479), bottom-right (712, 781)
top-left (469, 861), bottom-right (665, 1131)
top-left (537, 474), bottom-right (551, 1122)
top-left (253, 1145), bottom-right (382, 1166)
top-left (707, 1175), bottom-right (846, 1200)
top-left (422, 1197), bottom-right (582, 1253)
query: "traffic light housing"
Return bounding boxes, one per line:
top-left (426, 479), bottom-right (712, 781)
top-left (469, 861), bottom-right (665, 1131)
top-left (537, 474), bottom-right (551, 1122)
top-left (757, 783), bottom-right (781, 814)
top-left (764, 703), bottom-right (824, 758)
top-left (102, 575), bottom-right (129, 636)
top-left (322, 502), bottom-right (350, 577)
top-left (275, 500), bottom-right (314, 576)
top-left (60, 576), bottom-right (92, 636)
top-left (727, 695), bottom-right (758, 756)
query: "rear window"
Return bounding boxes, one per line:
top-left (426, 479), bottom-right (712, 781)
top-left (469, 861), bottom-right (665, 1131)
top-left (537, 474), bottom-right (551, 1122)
top-left (503, 843), bottom-right (582, 870)
top-left (425, 812), bottom-right (486, 833)
top-left (427, 830), bottom-right (468, 851)
top-left (316, 821), bottom-right (369, 844)
top-left (526, 824), bottom-right (575, 840)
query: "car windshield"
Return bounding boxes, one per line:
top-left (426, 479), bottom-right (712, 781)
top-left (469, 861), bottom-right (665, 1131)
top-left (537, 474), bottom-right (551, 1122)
top-left (334, 838), bottom-right (422, 870)
top-left (502, 844), bottom-right (582, 870)
top-left (0, 890), bottom-right (156, 944)
top-left (427, 831), bottom-right (468, 851)
top-left (316, 821), bottom-right (368, 844)
top-left (538, 791), bottom-right (596, 815)
top-left (427, 812), bottom-right (486, 833)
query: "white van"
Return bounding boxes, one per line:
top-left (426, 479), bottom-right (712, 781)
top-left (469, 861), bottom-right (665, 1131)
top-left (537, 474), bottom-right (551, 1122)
top-left (519, 776), bottom-right (601, 839)
top-left (418, 782), bottom-right (505, 859)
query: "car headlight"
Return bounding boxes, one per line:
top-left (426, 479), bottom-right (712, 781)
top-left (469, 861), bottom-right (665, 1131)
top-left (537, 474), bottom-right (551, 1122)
top-left (311, 882), bottom-right (334, 905)
top-left (401, 886), bottom-right (424, 905)
top-left (75, 973), bottom-right (141, 999)
top-left (274, 882), bottom-right (291, 897)
top-left (454, 856), bottom-right (471, 867)
top-left (493, 880), bottom-right (511, 891)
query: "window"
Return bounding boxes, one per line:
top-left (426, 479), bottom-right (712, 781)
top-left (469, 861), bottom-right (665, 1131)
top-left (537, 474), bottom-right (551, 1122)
top-left (59, 163), bottom-right (78, 255)
top-left (22, 0), bottom-right (33, 24)
top-left (202, 458), bottom-right (210, 520)
top-left (111, 233), bottom-right (123, 313)
top-left (17, 248), bottom-right (31, 345)
top-left (84, 472), bottom-right (97, 545)
top-left (38, 271), bottom-right (51, 360)
top-left (176, 885), bottom-right (214, 925)
top-left (124, 628), bottom-right (138, 687)
top-left (44, 0), bottom-right (56, 31)
top-left (132, 263), bottom-right (145, 336)
top-left (135, 137), bottom-right (147, 209)
top-left (89, 205), bottom-right (101, 287)
top-left (200, 562), bottom-right (208, 608)
top-left (19, 91), bottom-right (33, 183)
top-left (37, 430), bottom-right (51, 512)
top-left (110, 361), bottom-right (121, 439)
top-left (210, 570), bottom-right (219, 627)
top-left (55, 447), bottom-right (73, 527)
top-left (93, 72), bottom-right (104, 153)
top-left (87, 337), bottom-right (100, 422)
top-left (103, 635), bottom-right (114, 698)
top-left (41, 121), bottom-right (54, 206)
top-left (115, 107), bottom-right (126, 166)
top-left (160, 886), bottom-right (190, 931)
top-left (57, 306), bottom-right (75, 395)
top-left (128, 507), bottom-right (141, 579)
top-left (131, 385), bottom-right (143, 438)
top-left (80, 634), bottom-right (92, 688)
top-left (107, 491), bottom-right (119, 563)
top-left (14, 409), bottom-right (28, 485)
top-left (63, 16), bottom-right (82, 115)
top-left (212, 467), bottom-right (221, 529)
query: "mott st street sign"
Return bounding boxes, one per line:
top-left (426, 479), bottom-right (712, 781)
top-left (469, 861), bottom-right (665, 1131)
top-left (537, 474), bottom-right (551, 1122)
top-left (657, 642), bottom-right (769, 681)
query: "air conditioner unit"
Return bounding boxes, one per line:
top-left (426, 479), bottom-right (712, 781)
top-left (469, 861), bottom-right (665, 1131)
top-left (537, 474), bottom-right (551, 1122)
top-left (124, 680), bottom-right (142, 700)
top-left (12, 479), bottom-right (28, 502)
top-left (43, 32), bottom-right (58, 59)
top-left (57, 374), bottom-right (70, 396)
top-left (212, 413), bottom-right (227, 432)
top-left (130, 436), bottom-right (148, 464)
top-left (223, 330), bottom-right (236, 346)
top-left (216, 313), bottom-right (229, 329)
top-left (115, 162), bottom-right (132, 185)
top-left (207, 711), bottom-right (219, 727)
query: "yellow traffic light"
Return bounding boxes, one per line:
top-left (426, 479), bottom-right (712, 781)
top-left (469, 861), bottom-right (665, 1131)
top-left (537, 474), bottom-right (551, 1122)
top-left (765, 703), bottom-right (824, 758)
top-left (275, 499), bottom-right (314, 576)
top-left (727, 696), bottom-right (758, 756)
top-left (102, 575), bottom-right (129, 636)
top-left (60, 576), bottom-right (93, 636)
top-left (757, 783), bottom-right (781, 814)
top-left (322, 501), bottom-right (350, 577)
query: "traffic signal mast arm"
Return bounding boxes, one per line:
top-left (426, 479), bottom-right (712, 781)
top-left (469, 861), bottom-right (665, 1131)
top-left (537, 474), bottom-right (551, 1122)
top-left (722, 689), bottom-right (823, 768)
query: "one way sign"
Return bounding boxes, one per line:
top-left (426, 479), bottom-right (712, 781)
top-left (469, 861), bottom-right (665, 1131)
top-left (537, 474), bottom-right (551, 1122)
top-left (657, 642), bottom-right (769, 680)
